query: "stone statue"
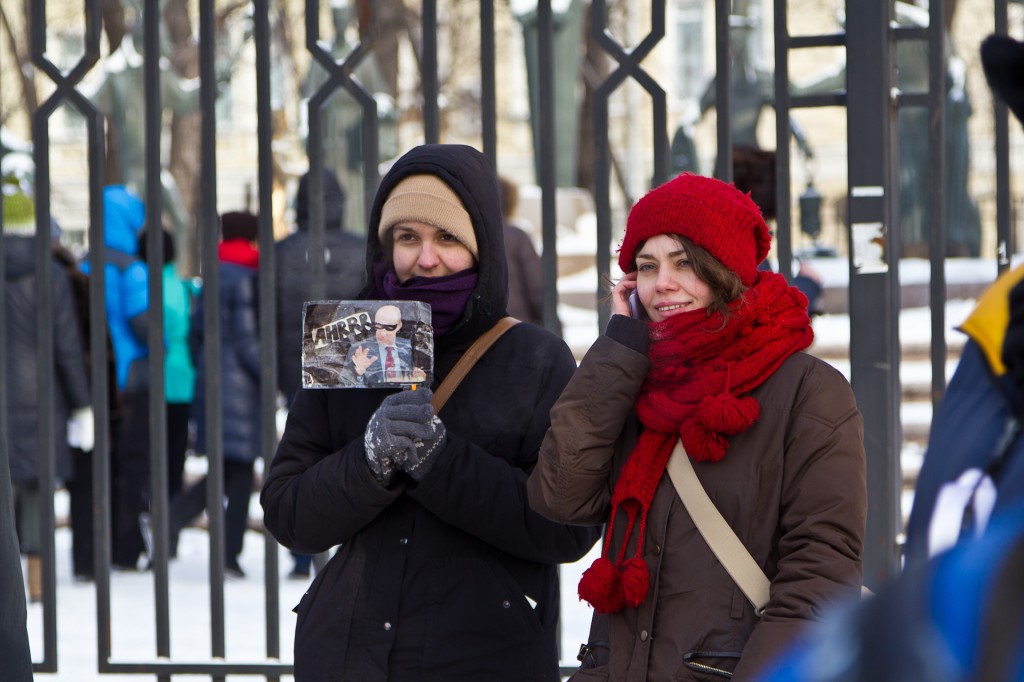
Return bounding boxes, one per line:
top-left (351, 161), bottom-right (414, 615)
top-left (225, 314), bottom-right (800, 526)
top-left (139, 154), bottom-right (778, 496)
top-left (301, 3), bottom-right (399, 233)
top-left (83, 29), bottom-right (199, 237)
top-left (676, 12), bottom-right (814, 220)
top-left (793, 2), bottom-right (981, 257)
top-left (694, 16), bottom-right (814, 162)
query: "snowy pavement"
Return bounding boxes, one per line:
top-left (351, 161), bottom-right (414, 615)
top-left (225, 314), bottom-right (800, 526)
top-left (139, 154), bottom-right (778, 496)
top-left (28, 501), bottom-right (599, 680)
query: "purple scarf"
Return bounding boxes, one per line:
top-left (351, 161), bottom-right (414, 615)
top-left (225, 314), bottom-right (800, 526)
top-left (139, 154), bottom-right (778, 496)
top-left (378, 265), bottom-right (478, 336)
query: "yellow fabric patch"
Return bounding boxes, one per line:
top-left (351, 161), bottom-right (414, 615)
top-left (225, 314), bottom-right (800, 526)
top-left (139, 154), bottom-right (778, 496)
top-left (959, 262), bottom-right (1024, 376)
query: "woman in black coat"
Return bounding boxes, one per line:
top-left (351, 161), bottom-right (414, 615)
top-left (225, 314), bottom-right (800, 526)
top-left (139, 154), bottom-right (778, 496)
top-left (261, 144), bottom-right (599, 681)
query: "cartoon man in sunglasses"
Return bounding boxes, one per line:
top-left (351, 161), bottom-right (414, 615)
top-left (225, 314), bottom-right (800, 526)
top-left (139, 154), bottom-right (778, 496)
top-left (342, 304), bottom-right (422, 386)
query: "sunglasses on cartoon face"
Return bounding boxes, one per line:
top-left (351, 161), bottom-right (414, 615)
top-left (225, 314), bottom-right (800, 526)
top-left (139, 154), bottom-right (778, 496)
top-left (374, 322), bottom-right (400, 331)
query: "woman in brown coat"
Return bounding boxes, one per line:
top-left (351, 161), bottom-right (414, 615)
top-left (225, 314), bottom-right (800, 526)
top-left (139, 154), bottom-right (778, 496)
top-left (527, 173), bottom-right (866, 681)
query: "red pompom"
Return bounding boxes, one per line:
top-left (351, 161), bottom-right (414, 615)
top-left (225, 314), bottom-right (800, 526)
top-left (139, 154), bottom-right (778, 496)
top-left (620, 557), bottom-right (650, 608)
top-left (697, 393), bottom-right (760, 434)
top-left (579, 556), bottom-right (625, 614)
top-left (681, 421), bottom-right (728, 462)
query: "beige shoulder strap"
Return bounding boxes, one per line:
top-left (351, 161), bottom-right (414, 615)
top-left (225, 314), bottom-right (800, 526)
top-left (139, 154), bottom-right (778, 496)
top-left (430, 317), bottom-right (521, 412)
top-left (665, 439), bottom-right (771, 612)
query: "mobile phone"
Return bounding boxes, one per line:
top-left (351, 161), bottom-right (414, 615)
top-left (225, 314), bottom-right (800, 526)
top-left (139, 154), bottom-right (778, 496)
top-left (628, 290), bottom-right (646, 320)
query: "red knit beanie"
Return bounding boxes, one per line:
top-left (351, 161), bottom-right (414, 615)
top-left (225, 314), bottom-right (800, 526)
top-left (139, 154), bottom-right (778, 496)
top-left (617, 173), bottom-right (771, 287)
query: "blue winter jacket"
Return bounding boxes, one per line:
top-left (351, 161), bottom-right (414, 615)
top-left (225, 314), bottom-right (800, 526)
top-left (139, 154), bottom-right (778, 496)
top-left (84, 186), bottom-right (148, 390)
top-left (904, 262), bottom-right (1024, 568)
top-left (191, 258), bottom-right (261, 463)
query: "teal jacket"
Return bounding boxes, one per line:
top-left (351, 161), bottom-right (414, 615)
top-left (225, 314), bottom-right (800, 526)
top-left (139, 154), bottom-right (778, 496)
top-left (162, 263), bottom-right (198, 404)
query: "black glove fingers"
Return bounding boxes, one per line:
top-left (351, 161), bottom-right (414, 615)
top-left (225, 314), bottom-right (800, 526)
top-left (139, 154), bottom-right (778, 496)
top-left (389, 420), bottom-right (435, 440)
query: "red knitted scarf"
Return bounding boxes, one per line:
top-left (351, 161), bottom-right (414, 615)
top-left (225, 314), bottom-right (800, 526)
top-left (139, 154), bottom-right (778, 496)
top-left (218, 239), bottom-right (259, 269)
top-left (578, 271), bottom-right (814, 614)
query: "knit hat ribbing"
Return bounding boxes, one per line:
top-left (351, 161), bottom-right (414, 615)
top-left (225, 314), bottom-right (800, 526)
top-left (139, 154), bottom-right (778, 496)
top-left (617, 173), bottom-right (771, 287)
top-left (378, 174), bottom-right (477, 258)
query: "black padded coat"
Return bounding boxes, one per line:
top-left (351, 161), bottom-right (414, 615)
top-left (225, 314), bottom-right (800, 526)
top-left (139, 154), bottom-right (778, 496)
top-left (3, 235), bottom-right (90, 483)
top-left (261, 145), bottom-right (600, 681)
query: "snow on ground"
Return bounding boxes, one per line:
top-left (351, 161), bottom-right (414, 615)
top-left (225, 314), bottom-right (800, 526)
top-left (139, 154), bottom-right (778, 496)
top-left (28, 501), bottom-right (599, 680)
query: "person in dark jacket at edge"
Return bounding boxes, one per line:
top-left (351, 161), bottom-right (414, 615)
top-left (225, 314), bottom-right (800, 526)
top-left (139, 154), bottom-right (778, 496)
top-left (274, 169), bottom-right (365, 579)
top-left (902, 32), bottom-right (1024, 571)
top-left (168, 212), bottom-right (261, 578)
top-left (261, 144), bottom-right (600, 681)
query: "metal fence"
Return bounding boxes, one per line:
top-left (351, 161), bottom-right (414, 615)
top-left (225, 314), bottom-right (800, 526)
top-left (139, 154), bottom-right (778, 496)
top-left (0, 0), bottom-right (1017, 677)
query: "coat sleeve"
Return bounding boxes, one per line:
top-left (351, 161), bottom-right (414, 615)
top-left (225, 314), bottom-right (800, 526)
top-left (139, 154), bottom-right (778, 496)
top-left (52, 265), bottom-right (91, 409)
top-left (122, 260), bottom-right (150, 338)
top-left (259, 389), bottom-right (405, 553)
top-left (527, 325), bottom-right (650, 525)
top-left (734, 361), bottom-right (866, 679)
top-left (406, 337), bottom-right (601, 565)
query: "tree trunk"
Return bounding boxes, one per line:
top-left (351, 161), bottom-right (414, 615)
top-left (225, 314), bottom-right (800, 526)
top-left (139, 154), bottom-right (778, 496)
top-left (2, 1), bottom-right (37, 120)
top-left (944, 0), bottom-right (959, 31)
top-left (102, 0), bottom-right (127, 51)
top-left (163, 0), bottom-right (201, 274)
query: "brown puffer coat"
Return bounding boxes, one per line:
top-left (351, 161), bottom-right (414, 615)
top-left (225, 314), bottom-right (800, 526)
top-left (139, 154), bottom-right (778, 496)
top-left (527, 320), bottom-right (866, 681)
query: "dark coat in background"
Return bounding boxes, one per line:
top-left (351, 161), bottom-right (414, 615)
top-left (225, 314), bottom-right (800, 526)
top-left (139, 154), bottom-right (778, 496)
top-left (501, 220), bottom-right (562, 336)
top-left (3, 234), bottom-right (90, 483)
top-left (262, 145), bottom-right (600, 681)
top-left (192, 260), bottom-right (261, 463)
top-left (275, 169), bottom-right (365, 403)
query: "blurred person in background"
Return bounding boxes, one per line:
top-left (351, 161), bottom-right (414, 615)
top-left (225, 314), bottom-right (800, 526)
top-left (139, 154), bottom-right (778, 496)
top-left (86, 184), bottom-right (150, 570)
top-left (274, 169), bottom-right (364, 579)
top-left (2, 177), bottom-right (92, 599)
top-left (52, 239), bottom-right (119, 582)
top-left (138, 228), bottom-right (198, 502)
top-left (169, 212), bottom-right (260, 578)
top-left (497, 176), bottom-right (561, 335)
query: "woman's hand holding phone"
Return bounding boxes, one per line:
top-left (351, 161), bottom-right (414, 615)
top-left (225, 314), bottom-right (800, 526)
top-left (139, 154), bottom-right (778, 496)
top-left (611, 274), bottom-right (640, 319)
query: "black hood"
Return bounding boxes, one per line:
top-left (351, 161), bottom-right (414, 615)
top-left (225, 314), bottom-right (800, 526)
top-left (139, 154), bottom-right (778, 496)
top-left (362, 144), bottom-right (508, 350)
top-left (982, 34), bottom-right (1024, 129)
top-left (296, 168), bottom-right (347, 231)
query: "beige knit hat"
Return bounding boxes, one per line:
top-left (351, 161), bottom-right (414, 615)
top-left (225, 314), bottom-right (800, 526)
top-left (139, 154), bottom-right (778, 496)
top-left (378, 174), bottom-right (477, 258)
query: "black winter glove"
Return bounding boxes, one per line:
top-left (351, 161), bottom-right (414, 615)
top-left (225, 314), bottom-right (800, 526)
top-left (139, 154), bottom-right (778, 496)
top-left (364, 389), bottom-right (442, 485)
top-left (401, 412), bottom-right (447, 482)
